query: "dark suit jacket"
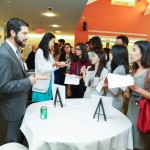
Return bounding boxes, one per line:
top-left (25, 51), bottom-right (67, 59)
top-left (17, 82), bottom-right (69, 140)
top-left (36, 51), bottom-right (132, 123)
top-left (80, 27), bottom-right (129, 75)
top-left (60, 45), bottom-right (65, 54)
top-left (0, 41), bottom-right (31, 121)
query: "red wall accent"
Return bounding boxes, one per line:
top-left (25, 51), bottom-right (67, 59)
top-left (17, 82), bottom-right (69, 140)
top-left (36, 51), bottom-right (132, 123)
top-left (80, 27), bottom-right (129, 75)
top-left (75, 0), bottom-right (150, 45)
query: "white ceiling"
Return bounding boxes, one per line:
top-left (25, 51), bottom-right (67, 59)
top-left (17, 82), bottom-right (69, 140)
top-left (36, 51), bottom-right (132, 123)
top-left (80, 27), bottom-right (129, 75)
top-left (0, 0), bottom-right (88, 35)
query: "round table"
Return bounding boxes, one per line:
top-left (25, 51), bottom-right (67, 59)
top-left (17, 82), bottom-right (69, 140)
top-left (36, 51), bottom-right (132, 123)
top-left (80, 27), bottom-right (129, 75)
top-left (20, 99), bottom-right (133, 150)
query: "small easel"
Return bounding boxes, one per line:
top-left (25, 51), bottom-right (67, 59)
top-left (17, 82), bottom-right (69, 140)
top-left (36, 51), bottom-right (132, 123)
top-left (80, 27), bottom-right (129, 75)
top-left (54, 87), bottom-right (63, 108)
top-left (93, 98), bottom-right (107, 121)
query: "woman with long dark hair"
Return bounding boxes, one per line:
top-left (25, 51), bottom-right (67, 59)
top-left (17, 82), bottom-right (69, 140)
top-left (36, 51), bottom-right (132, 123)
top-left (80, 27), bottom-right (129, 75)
top-left (81, 50), bottom-right (108, 98)
top-left (85, 41), bottom-right (92, 61)
top-left (32, 33), bottom-right (65, 102)
top-left (106, 44), bottom-right (129, 111)
top-left (125, 41), bottom-right (150, 150)
top-left (89, 36), bottom-right (103, 51)
top-left (53, 43), bottom-right (61, 84)
top-left (67, 43), bottom-right (91, 98)
top-left (53, 43), bottom-right (61, 62)
top-left (59, 43), bottom-right (74, 85)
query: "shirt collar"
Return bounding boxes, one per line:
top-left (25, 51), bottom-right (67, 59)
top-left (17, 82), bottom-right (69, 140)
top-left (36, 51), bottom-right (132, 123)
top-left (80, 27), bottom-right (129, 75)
top-left (6, 39), bottom-right (19, 53)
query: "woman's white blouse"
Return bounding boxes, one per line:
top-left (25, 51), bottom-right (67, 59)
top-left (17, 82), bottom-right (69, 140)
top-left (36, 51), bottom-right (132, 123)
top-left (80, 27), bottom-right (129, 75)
top-left (32, 48), bottom-right (57, 93)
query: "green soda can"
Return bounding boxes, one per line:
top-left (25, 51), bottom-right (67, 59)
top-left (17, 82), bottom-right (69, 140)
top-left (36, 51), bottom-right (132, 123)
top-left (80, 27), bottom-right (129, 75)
top-left (40, 106), bottom-right (47, 119)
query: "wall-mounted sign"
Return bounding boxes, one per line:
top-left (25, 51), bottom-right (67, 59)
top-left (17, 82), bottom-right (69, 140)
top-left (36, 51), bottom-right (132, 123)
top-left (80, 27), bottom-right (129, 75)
top-left (36, 28), bottom-right (44, 34)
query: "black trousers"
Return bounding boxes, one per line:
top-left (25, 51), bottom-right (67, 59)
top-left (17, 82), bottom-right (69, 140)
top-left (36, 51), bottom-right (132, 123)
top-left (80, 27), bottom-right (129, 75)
top-left (71, 83), bottom-right (86, 98)
top-left (6, 118), bottom-right (23, 143)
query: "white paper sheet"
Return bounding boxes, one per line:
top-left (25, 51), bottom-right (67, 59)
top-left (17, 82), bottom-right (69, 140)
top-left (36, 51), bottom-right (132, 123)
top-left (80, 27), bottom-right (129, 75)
top-left (95, 80), bottom-right (104, 92)
top-left (90, 95), bottom-right (113, 118)
top-left (96, 69), bottom-right (108, 92)
top-left (64, 74), bottom-right (79, 85)
top-left (108, 73), bottom-right (134, 89)
top-left (85, 70), bottom-right (95, 86)
top-left (52, 84), bottom-right (66, 103)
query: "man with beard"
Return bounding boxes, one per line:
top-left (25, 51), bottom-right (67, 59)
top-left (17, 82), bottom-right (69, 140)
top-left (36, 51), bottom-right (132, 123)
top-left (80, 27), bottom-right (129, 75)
top-left (115, 35), bottom-right (129, 47)
top-left (58, 39), bottom-right (65, 54)
top-left (0, 18), bottom-right (38, 143)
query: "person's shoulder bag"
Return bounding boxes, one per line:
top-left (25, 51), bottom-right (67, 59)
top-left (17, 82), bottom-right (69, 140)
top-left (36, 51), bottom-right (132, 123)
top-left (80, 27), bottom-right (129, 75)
top-left (137, 68), bottom-right (150, 133)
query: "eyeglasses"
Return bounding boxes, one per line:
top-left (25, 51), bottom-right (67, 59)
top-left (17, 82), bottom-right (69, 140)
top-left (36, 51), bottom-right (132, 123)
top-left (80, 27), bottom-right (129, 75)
top-left (75, 48), bottom-right (81, 51)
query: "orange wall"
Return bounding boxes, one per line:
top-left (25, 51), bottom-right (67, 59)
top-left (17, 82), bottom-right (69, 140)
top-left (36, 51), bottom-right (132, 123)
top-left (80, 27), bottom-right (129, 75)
top-left (75, 0), bottom-right (150, 45)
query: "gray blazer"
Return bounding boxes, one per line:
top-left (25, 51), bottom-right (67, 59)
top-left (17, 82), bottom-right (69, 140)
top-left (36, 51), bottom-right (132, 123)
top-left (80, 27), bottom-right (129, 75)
top-left (0, 41), bottom-right (31, 121)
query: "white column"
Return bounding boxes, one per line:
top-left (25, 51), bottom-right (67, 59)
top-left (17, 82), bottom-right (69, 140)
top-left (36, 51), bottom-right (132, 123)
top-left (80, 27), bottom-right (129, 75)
top-left (0, 26), bottom-right (4, 46)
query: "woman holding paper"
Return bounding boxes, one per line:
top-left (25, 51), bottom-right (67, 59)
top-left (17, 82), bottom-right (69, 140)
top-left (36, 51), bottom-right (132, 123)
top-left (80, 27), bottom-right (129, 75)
top-left (81, 50), bottom-right (108, 98)
top-left (32, 33), bottom-right (66, 102)
top-left (106, 44), bottom-right (129, 111)
top-left (67, 43), bottom-right (91, 98)
top-left (125, 41), bottom-right (150, 150)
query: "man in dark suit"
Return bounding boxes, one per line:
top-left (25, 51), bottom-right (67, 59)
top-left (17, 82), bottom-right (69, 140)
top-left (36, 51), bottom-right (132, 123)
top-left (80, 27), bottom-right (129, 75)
top-left (58, 39), bottom-right (65, 54)
top-left (115, 35), bottom-right (129, 47)
top-left (26, 44), bottom-right (37, 70)
top-left (0, 18), bottom-right (38, 143)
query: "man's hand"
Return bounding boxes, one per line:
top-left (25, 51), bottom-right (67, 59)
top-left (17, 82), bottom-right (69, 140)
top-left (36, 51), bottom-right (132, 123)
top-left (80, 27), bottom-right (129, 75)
top-left (29, 75), bottom-right (37, 85)
top-left (29, 74), bottom-right (50, 85)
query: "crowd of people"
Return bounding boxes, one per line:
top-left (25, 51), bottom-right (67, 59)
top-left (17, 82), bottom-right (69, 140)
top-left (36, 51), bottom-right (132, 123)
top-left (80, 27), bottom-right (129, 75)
top-left (0, 17), bottom-right (150, 150)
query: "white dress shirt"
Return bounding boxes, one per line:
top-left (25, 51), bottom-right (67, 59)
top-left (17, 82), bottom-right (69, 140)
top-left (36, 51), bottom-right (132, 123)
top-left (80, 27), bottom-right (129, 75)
top-left (6, 39), bottom-right (19, 59)
top-left (6, 39), bottom-right (24, 67)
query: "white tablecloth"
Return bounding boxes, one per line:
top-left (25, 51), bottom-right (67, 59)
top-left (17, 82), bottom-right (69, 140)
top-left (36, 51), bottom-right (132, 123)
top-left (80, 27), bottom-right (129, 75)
top-left (20, 99), bottom-right (133, 150)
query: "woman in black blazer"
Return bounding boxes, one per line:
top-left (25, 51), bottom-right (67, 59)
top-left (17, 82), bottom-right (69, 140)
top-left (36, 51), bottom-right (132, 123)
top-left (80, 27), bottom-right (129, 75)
top-left (59, 43), bottom-right (74, 85)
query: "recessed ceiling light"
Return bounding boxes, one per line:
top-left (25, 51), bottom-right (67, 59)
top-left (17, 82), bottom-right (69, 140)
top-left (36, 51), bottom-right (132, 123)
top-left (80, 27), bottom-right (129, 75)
top-left (51, 24), bottom-right (60, 28)
top-left (43, 12), bottom-right (56, 17)
top-left (7, 0), bottom-right (12, 3)
top-left (55, 31), bottom-right (61, 33)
